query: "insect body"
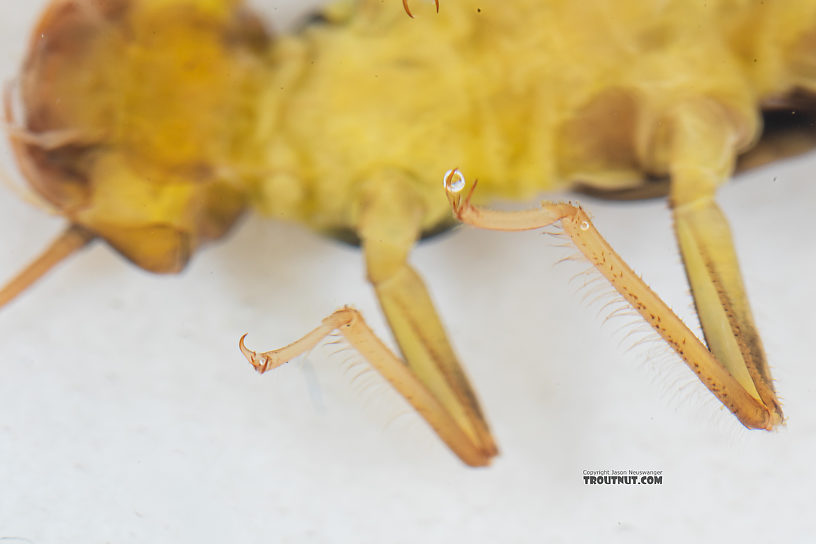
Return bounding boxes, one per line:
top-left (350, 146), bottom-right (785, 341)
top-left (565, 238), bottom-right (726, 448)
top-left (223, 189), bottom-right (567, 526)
top-left (3, 0), bottom-right (814, 465)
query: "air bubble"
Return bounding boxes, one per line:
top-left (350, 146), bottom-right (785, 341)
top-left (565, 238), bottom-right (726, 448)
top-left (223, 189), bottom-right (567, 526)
top-left (580, 221), bottom-right (590, 231)
top-left (443, 168), bottom-right (466, 192)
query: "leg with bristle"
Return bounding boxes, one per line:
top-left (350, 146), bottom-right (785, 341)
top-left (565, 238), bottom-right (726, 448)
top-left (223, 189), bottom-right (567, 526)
top-left (443, 167), bottom-right (782, 430)
top-left (240, 176), bottom-right (497, 466)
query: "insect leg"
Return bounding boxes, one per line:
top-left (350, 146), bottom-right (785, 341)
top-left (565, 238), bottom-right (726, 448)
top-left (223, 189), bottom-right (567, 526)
top-left (239, 306), bottom-right (489, 466)
top-left (0, 225), bottom-right (94, 309)
top-left (444, 169), bottom-right (781, 430)
top-left (240, 179), bottom-right (497, 466)
top-left (357, 178), bottom-right (497, 463)
top-left (666, 100), bottom-right (783, 425)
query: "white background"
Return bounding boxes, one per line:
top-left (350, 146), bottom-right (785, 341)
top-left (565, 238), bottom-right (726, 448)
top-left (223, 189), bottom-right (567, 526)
top-left (1, 1), bottom-right (815, 542)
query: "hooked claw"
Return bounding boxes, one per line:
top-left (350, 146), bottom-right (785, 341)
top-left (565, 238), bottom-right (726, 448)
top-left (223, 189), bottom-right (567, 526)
top-left (239, 333), bottom-right (270, 373)
top-left (443, 168), bottom-right (478, 219)
top-left (402, 0), bottom-right (439, 18)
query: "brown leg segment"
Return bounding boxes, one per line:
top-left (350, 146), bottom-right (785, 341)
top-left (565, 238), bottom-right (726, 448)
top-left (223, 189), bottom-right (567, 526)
top-left (240, 307), bottom-right (491, 467)
top-left (444, 168), bottom-right (781, 430)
